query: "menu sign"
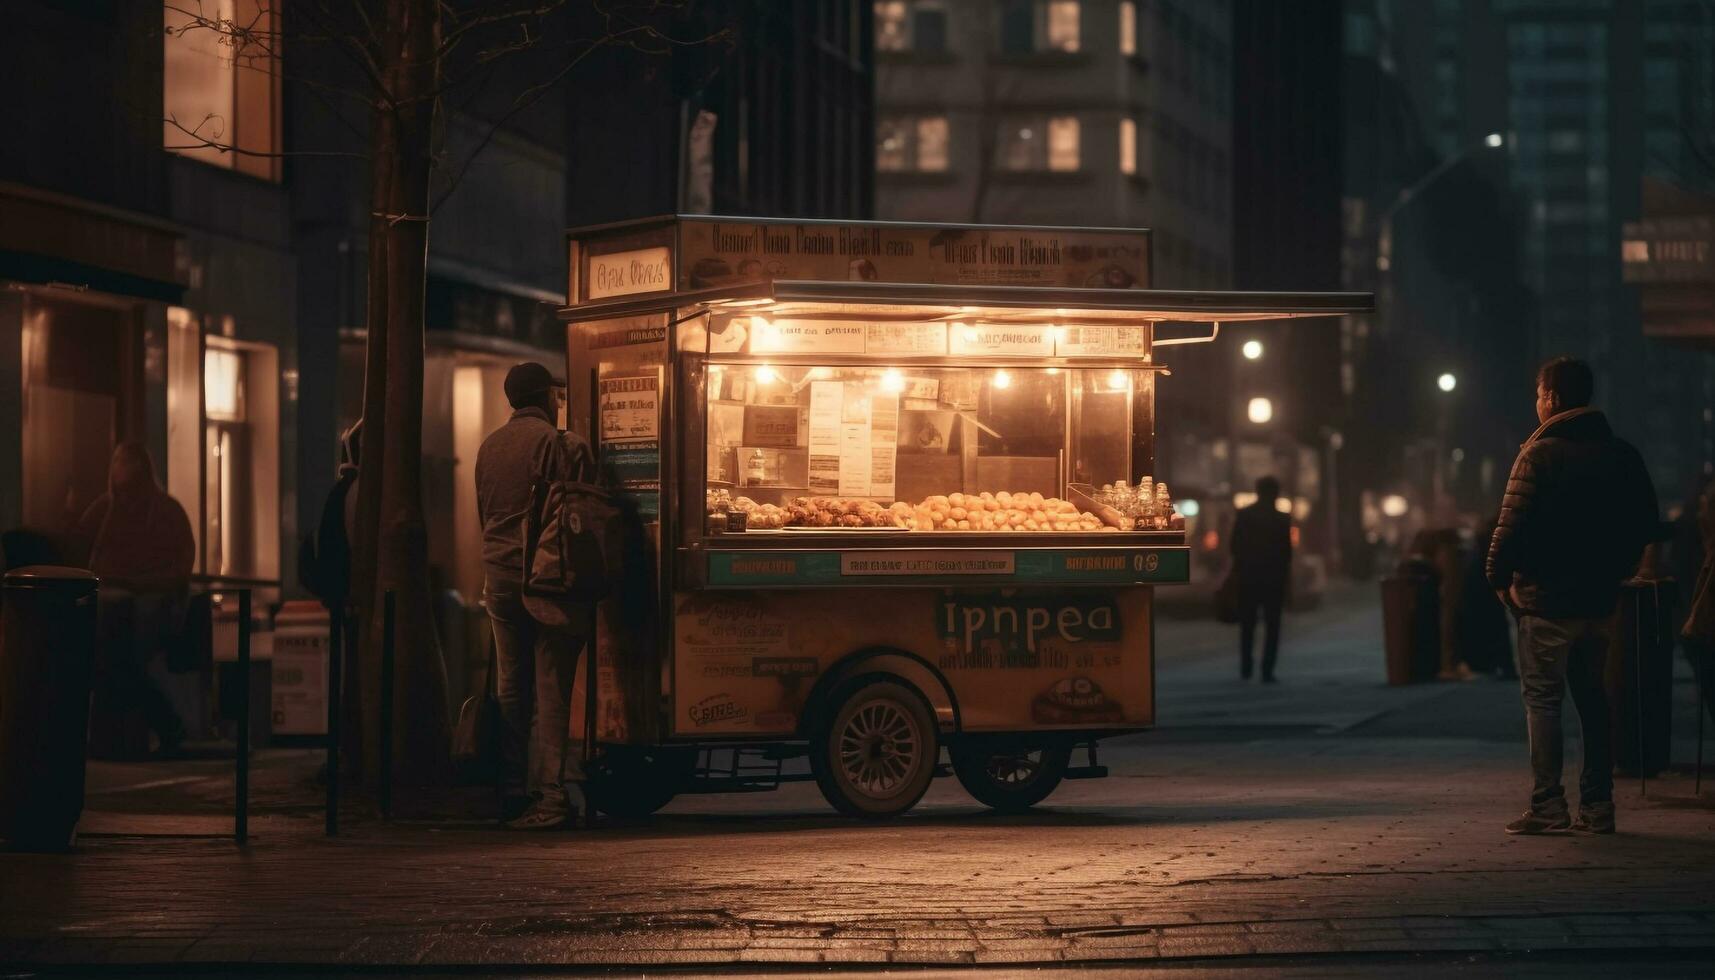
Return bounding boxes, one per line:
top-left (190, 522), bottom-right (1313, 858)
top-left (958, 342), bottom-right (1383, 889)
top-left (865, 322), bottom-right (947, 355)
top-left (808, 381), bottom-right (897, 499)
top-left (677, 219), bottom-right (1149, 290)
top-left (587, 246), bottom-right (671, 300)
top-left (949, 324), bottom-right (1055, 357)
top-left (1056, 325), bottom-right (1148, 357)
top-left (599, 375), bottom-right (659, 441)
top-left (752, 320), bottom-right (866, 354)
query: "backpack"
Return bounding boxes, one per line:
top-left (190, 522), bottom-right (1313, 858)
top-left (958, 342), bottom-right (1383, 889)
top-left (522, 433), bottom-right (619, 627)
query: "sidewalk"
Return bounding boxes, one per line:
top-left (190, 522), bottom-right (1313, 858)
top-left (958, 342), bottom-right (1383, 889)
top-left (4, 586), bottom-right (1713, 971)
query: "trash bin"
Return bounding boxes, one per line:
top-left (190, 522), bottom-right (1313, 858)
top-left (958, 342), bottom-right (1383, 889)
top-left (0, 566), bottom-right (99, 851)
top-left (1609, 578), bottom-right (1676, 777)
top-left (1381, 560), bottom-right (1441, 686)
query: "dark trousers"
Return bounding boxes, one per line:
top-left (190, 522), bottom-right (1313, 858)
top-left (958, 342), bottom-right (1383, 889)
top-left (1239, 587), bottom-right (1283, 679)
top-left (484, 580), bottom-right (586, 807)
top-left (94, 589), bottom-right (185, 748)
top-left (1517, 613), bottom-right (1613, 815)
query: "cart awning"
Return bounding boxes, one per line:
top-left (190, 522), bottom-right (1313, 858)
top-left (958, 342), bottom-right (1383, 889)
top-left (559, 279), bottom-right (1373, 326)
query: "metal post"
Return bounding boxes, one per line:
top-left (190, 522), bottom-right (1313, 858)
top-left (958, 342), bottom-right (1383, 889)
top-left (325, 601), bottom-right (343, 836)
top-left (379, 590), bottom-right (396, 821)
top-left (235, 589), bottom-right (252, 844)
top-left (1636, 585), bottom-right (1648, 798)
top-left (1698, 657), bottom-right (1705, 797)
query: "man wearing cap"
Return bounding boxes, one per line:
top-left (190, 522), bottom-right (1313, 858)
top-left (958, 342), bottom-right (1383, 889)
top-left (476, 362), bottom-right (589, 829)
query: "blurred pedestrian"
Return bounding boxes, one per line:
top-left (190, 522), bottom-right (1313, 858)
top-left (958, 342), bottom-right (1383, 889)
top-left (1487, 357), bottom-right (1658, 835)
top-left (1679, 477), bottom-right (1715, 726)
top-left (79, 442), bottom-right (196, 755)
top-left (476, 362), bottom-right (591, 830)
top-left (299, 420), bottom-right (361, 609)
top-left (1231, 475), bottom-right (1293, 683)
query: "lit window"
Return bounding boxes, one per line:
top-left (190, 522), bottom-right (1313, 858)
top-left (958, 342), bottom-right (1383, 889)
top-left (1048, 116), bottom-right (1080, 171)
top-left (1046, 0), bottom-right (1081, 52)
top-left (877, 118), bottom-right (910, 171)
top-left (878, 116), bottom-right (950, 173)
top-left (874, 0), bottom-right (947, 53)
top-left (204, 347), bottom-right (245, 422)
top-left (916, 117), bottom-right (950, 171)
top-left (998, 115), bottom-right (1080, 172)
top-left (1120, 117), bottom-right (1137, 175)
top-left (875, 1), bottom-right (909, 50)
top-left (998, 0), bottom-right (1081, 54)
top-left (1119, 1), bottom-right (1137, 56)
top-left (163, 1), bottom-right (281, 181)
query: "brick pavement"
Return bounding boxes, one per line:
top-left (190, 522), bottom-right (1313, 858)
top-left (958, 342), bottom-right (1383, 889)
top-left (5, 590), bottom-right (1712, 970)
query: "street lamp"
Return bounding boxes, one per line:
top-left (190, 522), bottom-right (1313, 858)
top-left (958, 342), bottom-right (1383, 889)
top-left (1437, 372), bottom-right (1457, 393)
top-left (1241, 339), bottom-right (1263, 360)
top-left (1247, 396), bottom-right (1273, 424)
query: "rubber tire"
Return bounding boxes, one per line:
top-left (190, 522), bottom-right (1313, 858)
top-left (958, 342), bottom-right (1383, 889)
top-left (811, 679), bottom-right (939, 820)
top-left (584, 746), bottom-right (694, 818)
top-left (951, 740), bottom-right (1071, 813)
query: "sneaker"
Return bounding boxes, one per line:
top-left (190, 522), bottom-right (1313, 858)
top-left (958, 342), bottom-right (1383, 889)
top-left (506, 800), bottom-right (572, 831)
top-left (1505, 811), bottom-right (1571, 835)
top-left (1572, 803), bottom-right (1615, 835)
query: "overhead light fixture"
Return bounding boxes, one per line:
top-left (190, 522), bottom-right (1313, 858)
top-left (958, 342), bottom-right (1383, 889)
top-left (992, 369), bottom-right (1012, 390)
top-left (754, 365), bottom-right (779, 385)
top-left (1107, 369), bottom-right (1129, 391)
top-left (880, 368), bottom-right (905, 394)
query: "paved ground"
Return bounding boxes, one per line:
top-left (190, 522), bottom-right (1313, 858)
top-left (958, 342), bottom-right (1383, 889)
top-left (3, 584), bottom-right (1713, 974)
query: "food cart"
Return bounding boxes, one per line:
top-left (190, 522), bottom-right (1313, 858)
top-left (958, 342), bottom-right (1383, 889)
top-left (559, 216), bottom-right (1370, 819)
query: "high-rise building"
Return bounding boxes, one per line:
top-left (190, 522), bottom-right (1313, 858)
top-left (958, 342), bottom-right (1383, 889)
top-left (874, 0), bottom-right (1232, 289)
top-left (1345, 0), bottom-right (1715, 514)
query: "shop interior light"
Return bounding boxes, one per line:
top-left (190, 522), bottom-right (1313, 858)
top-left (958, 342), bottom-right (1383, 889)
top-left (1381, 493), bottom-right (1410, 518)
top-left (754, 365), bottom-right (779, 385)
top-left (1106, 369), bottom-right (1129, 391)
top-left (880, 368), bottom-right (905, 393)
top-left (1241, 339), bottom-right (1263, 360)
top-left (1247, 396), bottom-right (1273, 424)
top-left (992, 369), bottom-right (1012, 390)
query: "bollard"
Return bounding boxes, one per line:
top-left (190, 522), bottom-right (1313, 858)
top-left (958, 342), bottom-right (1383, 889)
top-left (326, 600), bottom-right (343, 837)
top-left (235, 589), bottom-right (251, 844)
top-left (379, 590), bottom-right (395, 821)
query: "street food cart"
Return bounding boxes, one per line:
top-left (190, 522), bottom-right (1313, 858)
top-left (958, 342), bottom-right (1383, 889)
top-left (560, 216), bottom-right (1370, 819)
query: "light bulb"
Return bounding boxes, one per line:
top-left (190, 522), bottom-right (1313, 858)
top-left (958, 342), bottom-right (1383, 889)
top-left (754, 365), bottom-right (778, 385)
top-left (880, 368), bottom-right (905, 394)
top-left (992, 369), bottom-right (1012, 390)
top-left (1107, 369), bottom-right (1129, 390)
top-left (1242, 339), bottom-right (1263, 360)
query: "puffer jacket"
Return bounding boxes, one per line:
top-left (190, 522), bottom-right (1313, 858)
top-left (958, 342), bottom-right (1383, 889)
top-left (1486, 408), bottom-right (1658, 619)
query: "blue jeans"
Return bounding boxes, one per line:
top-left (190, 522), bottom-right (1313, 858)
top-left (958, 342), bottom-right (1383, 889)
top-left (1516, 614), bottom-right (1613, 816)
top-left (485, 580), bottom-right (587, 806)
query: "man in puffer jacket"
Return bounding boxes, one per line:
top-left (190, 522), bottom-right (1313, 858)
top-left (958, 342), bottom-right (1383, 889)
top-left (1487, 356), bottom-right (1658, 836)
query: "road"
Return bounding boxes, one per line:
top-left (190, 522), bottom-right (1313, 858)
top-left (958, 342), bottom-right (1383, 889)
top-left (3, 584), bottom-right (1712, 973)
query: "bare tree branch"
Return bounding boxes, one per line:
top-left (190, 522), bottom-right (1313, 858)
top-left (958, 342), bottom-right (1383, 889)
top-left (164, 114), bottom-right (369, 159)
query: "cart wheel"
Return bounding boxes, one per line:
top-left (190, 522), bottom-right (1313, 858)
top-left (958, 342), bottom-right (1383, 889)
top-left (951, 739), bottom-right (1070, 813)
top-left (585, 746), bottom-right (694, 819)
top-left (811, 679), bottom-right (938, 819)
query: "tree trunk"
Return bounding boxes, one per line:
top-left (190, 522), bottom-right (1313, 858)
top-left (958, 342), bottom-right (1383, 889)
top-left (356, 0), bottom-right (451, 803)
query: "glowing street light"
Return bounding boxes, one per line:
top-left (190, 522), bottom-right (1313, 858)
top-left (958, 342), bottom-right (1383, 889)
top-left (1484, 132), bottom-right (1504, 148)
top-left (1380, 493), bottom-right (1410, 518)
top-left (1247, 396), bottom-right (1274, 424)
top-left (1437, 372), bottom-right (1457, 393)
top-left (1241, 339), bottom-right (1263, 360)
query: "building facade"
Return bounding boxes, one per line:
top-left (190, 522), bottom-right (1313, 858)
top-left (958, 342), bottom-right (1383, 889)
top-left (873, 0), bottom-right (1231, 289)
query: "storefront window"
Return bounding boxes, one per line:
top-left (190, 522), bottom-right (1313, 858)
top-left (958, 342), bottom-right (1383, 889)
top-left (163, 0), bottom-right (281, 181)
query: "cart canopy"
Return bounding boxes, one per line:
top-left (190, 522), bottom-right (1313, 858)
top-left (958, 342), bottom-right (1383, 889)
top-left (560, 279), bottom-right (1373, 327)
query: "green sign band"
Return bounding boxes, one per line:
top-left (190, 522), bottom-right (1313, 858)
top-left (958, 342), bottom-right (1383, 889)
top-left (706, 547), bottom-right (1190, 588)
